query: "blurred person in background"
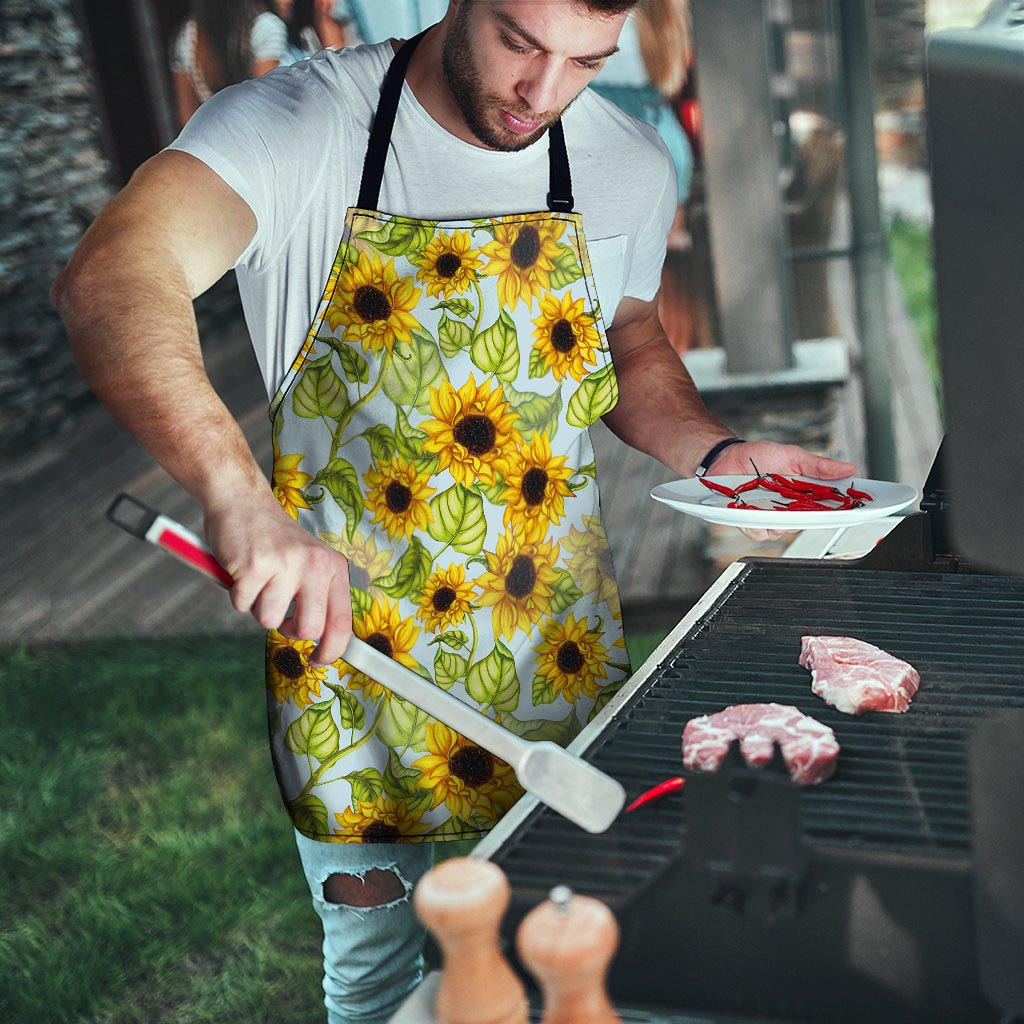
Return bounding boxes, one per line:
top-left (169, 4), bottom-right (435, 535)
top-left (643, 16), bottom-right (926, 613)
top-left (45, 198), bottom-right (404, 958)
top-left (276, 0), bottom-right (351, 62)
top-left (592, 0), bottom-right (693, 242)
top-left (171, 0), bottom-right (289, 126)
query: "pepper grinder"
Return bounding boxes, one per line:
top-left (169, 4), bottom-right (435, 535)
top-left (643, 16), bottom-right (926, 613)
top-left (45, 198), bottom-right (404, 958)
top-left (413, 857), bottom-right (528, 1024)
top-left (516, 885), bottom-right (621, 1024)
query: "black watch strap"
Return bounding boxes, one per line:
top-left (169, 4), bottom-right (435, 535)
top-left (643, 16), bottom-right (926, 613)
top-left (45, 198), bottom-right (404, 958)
top-left (695, 437), bottom-right (745, 478)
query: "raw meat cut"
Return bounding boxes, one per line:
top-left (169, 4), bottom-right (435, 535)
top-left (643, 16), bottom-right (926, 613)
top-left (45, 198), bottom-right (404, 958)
top-left (799, 636), bottom-right (920, 716)
top-left (682, 703), bottom-right (840, 785)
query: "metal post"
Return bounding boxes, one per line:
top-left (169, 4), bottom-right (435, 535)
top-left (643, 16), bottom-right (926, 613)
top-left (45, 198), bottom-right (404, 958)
top-left (837, 1), bottom-right (898, 480)
top-left (690, 0), bottom-right (794, 374)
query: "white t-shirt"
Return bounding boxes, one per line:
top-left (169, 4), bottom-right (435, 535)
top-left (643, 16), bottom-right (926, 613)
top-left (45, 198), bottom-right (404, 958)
top-left (168, 40), bottom-right (677, 399)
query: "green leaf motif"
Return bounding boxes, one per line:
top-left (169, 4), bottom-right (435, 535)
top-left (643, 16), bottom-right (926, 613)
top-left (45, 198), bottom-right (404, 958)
top-left (438, 313), bottom-right (473, 358)
top-left (576, 461), bottom-right (597, 479)
top-left (547, 244), bottom-right (585, 291)
top-left (289, 793), bottom-right (330, 836)
top-left (474, 479), bottom-right (507, 505)
top-left (427, 485), bottom-right (487, 555)
top-left (360, 423), bottom-right (397, 462)
top-left (293, 355), bottom-right (349, 421)
top-left (338, 345), bottom-right (370, 384)
top-left (394, 405), bottom-right (428, 460)
top-left (549, 567), bottom-right (585, 615)
top-left (528, 346), bottom-right (548, 379)
top-left (428, 630), bottom-right (469, 650)
top-left (377, 694), bottom-right (430, 751)
top-left (344, 766), bottom-right (385, 804)
top-left (285, 700), bottom-right (340, 762)
top-left (337, 689), bottom-right (365, 731)
top-left (588, 676), bottom-right (628, 724)
top-left (565, 363), bottom-right (619, 428)
top-left (382, 329), bottom-right (448, 413)
top-left (383, 748), bottom-right (420, 799)
top-left (334, 241), bottom-right (361, 268)
top-left (374, 536), bottom-right (432, 601)
top-left (498, 706), bottom-right (581, 746)
top-left (357, 218), bottom-right (436, 258)
top-left (434, 648), bottom-right (468, 690)
top-left (466, 641), bottom-right (520, 713)
top-left (350, 585), bottom-right (372, 619)
top-left (432, 297), bottom-right (474, 319)
top-left (472, 310), bottom-right (520, 381)
top-left (513, 390), bottom-right (562, 442)
top-left (426, 816), bottom-right (476, 839)
top-left (312, 458), bottom-right (363, 541)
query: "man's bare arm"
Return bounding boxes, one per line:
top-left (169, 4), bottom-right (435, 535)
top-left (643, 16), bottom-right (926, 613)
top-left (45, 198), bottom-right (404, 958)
top-left (603, 295), bottom-right (856, 480)
top-left (51, 150), bottom-right (352, 661)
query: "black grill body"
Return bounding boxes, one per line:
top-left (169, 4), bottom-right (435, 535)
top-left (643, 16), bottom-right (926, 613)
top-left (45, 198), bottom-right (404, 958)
top-left (489, 557), bottom-right (1024, 1023)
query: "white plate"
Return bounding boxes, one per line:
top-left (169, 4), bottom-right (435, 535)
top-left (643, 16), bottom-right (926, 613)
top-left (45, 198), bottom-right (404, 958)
top-left (650, 476), bottom-right (920, 530)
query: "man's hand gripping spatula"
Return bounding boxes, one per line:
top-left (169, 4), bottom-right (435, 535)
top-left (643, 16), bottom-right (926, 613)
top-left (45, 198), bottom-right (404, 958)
top-left (106, 493), bottom-right (626, 834)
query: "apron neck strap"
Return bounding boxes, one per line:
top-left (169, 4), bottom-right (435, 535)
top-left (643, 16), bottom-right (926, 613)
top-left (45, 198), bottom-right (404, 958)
top-left (356, 30), bottom-right (575, 214)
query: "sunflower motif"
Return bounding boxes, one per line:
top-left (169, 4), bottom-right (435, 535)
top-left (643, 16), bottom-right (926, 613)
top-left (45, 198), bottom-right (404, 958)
top-left (416, 563), bottom-right (475, 632)
top-left (363, 456), bottom-right (436, 542)
top-left (480, 216), bottom-right (566, 311)
top-left (533, 613), bottom-right (611, 705)
top-left (420, 374), bottom-right (522, 487)
top-left (266, 629), bottom-right (328, 708)
top-left (561, 514), bottom-right (620, 607)
top-left (325, 251), bottom-right (422, 355)
top-left (334, 598), bottom-right (420, 702)
top-left (413, 722), bottom-right (524, 824)
top-left (272, 440), bottom-right (313, 521)
top-left (474, 529), bottom-right (560, 640)
top-left (334, 792), bottom-right (431, 843)
top-left (413, 230), bottom-right (482, 299)
top-left (500, 433), bottom-right (574, 542)
top-left (530, 290), bottom-right (602, 382)
top-left (319, 528), bottom-right (392, 599)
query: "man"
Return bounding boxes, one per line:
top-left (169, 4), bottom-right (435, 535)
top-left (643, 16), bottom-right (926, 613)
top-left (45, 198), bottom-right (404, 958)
top-left (52, 2), bottom-right (855, 1020)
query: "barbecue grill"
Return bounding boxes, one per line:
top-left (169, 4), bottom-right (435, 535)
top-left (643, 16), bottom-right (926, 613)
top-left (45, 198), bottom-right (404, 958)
top-left (466, 10), bottom-right (1024, 1021)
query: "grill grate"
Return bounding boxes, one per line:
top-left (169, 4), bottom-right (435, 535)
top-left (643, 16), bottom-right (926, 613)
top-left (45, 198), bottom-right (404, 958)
top-left (493, 564), bottom-right (1024, 903)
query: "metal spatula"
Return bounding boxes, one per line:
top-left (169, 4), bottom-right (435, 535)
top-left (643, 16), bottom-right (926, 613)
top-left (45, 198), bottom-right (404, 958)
top-left (107, 493), bottom-right (626, 834)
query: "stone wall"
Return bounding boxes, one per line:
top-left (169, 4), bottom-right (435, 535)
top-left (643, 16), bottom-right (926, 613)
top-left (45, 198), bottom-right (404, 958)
top-left (0, 0), bottom-right (116, 460)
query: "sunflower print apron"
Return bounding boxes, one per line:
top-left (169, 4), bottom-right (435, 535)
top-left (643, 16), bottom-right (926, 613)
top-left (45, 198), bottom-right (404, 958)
top-left (266, 31), bottom-right (631, 843)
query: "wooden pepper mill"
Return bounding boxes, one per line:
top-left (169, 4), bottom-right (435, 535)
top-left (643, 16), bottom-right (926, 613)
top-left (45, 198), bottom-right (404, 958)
top-left (516, 885), bottom-right (621, 1024)
top-left (413, 856), bottom-right (528, 1024)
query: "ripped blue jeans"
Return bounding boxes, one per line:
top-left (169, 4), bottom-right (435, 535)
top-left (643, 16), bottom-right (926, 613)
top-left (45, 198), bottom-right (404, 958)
top-left (294, 829), bottom-right (474, 1024)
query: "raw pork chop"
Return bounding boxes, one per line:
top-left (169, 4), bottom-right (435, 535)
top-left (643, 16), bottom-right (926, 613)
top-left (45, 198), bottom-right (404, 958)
top-left (682, 703), bottom-right (840, 785)
top-left (799, 636), bottom-right (920, 716)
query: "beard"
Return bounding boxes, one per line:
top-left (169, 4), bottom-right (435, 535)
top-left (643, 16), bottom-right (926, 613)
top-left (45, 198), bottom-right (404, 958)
top-left (441, 3), bottom-right (560, 151)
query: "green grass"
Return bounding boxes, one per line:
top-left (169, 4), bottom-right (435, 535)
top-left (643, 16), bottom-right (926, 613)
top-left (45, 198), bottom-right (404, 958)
top-left (2, 629), bottom-right (664, 1022)
top-left (887, 215), bottom-right (942, 405)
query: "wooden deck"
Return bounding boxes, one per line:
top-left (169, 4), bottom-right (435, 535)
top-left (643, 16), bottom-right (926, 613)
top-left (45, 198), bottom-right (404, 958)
top-left (2, 244), bottom-right (940, 645)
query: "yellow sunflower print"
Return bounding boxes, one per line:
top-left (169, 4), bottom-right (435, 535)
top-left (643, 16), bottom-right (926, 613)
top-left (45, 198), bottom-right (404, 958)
top-left (561, 514), bottom-right (620, 608)
top-left (325, 251), bottom-right (421, 355)
top-left (420, 374), bottom-right (522, 487)
top-left (334, 792), bottom-right (431, 843)
top-left (319, 528), bottom-right (392, 598)
top-left (533, 613), bottom-right (610, 704)
top-left (335, 598), bottom-right (420, 702)
top-left (531, 290), bottom-right (602, 383)
top-left (500, 433), bottom-right (574, 542)
top-left (364, 456), bottom-right (435, 542)
top-left (272, 441), bottom-right (313, 521)
top-left (266, 629), bottom-right (328, 708)
top-left (413, 229), bottom-right (482, 298)
top-left (474, 529), bottom-right (560, 641)
top-left (416, 564), bottom-right (475, 632)
top-left (413, 722), bottom-right (524, 824)
top-left (480, 216), bottom-right (566, 311)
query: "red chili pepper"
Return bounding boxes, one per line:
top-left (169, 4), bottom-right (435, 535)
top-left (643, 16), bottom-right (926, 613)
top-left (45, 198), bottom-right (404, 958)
top-left (777, 498), bottom-right (835, 511)
top-left (847, 486), bottom-right (873, 501)
top-left (772, 473), bottom-right (843, 498)
top-left (699, 477), bottom-right (737, 498)
top-left (734, 478), bottom-right (762, 494)
top-left (626, 776), bottom-right (685, 813)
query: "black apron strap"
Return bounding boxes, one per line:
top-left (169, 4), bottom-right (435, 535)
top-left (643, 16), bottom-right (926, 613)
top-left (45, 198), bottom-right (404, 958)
top-left (356, 29), bottom-right (429, 211)
top-left (357, 29), bottom-right (575, 215)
